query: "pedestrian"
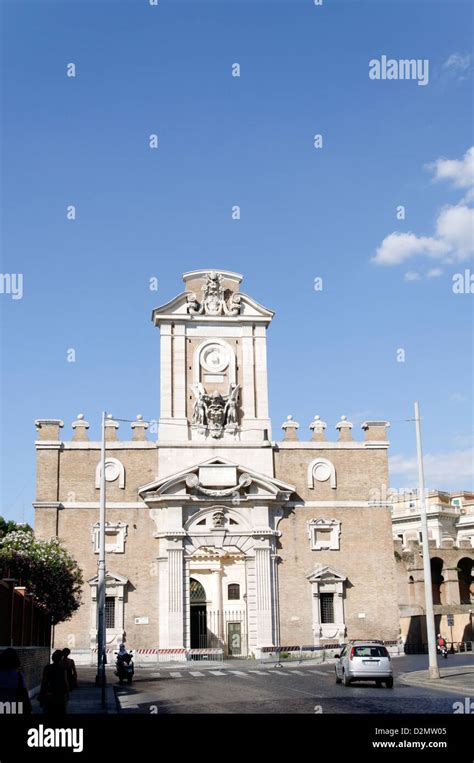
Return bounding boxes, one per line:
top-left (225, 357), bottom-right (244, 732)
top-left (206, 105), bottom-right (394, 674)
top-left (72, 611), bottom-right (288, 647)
top-left (0, 647), bottom-right (32, 715)
top-left (62, 648), bottom-right (78, 690)
top-left (38, 649), bottom-right (69, 716)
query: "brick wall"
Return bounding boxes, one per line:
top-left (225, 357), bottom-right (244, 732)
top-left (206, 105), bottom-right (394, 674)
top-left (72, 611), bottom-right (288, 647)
top-left (0, 646), bottom-right (50, 695)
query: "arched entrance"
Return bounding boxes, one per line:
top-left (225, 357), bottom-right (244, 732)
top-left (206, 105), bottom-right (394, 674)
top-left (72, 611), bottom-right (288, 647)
top-left (457, 558), bottom-right (474, 604)
top-left (187, 546), bottom-right (249, 656)
top-left (431, 557), bottom-right (444, 605)
top-left (190, 578), bottom-right (207, 648)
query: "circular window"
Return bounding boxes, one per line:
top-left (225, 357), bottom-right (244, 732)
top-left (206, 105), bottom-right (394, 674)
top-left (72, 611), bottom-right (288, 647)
top-left (201, 344), bottom-right (229, 373)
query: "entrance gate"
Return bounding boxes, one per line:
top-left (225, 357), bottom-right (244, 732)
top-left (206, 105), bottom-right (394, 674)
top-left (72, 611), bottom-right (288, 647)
top-left (192, 609), bottom-right (247, 657)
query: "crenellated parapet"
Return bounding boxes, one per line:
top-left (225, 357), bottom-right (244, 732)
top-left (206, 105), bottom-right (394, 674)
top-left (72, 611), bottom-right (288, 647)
top-left (35, 414), bottom-right (152, 444)
top-left (279, 415), bottom-right (390, 445)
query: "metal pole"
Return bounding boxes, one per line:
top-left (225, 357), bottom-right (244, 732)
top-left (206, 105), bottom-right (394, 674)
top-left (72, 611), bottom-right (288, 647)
top-left (414, 401), bottom-right (440, 679)
top-left (96, 411), bottom-right (107, 704)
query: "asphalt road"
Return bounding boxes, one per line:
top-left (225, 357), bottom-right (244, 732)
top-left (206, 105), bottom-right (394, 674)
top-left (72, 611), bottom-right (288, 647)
top-left (112, 654), bottom-right (474, 715)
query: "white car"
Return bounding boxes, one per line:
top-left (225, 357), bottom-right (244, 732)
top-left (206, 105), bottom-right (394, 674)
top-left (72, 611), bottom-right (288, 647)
top-left (335, 641), bottom-right (394, 688)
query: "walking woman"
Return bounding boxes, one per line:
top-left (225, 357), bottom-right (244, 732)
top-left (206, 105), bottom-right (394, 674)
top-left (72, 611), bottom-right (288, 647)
top-left (38, 649), bottom-right (69, 716)
top-left (62, 648), bottom-right (78, 690)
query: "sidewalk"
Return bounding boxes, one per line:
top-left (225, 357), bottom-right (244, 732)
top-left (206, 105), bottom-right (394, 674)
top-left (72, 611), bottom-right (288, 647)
top-left (400, 664), bottom-right (474, 695)
top-left (32, 669), bottom-right (117, 715)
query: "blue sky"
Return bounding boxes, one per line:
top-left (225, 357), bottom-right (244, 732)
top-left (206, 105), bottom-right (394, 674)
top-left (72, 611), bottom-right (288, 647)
top-left (1, 0), bottom-right (473, 525)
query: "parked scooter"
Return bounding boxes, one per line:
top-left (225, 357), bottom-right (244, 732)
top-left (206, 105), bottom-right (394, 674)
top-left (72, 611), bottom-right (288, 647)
top-left (114, 645), bottom-right (135, 683)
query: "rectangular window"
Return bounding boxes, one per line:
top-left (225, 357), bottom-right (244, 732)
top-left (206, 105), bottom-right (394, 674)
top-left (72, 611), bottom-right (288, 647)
top-left (105, 597), bottom-right (115, 629)
top-left (320, 593), bottom-right (334, 624)
top-left (353, 646), bottom-right (389, 658)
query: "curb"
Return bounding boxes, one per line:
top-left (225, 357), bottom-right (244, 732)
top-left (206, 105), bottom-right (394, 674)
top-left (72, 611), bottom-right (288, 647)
top-left (400, 669), bottom-right (474, 696)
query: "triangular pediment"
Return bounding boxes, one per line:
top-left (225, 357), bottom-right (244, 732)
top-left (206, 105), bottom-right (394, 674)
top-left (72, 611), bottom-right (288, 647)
top-left (88, 570), bottom-right (128, 586)
top-left (306, 565), bottom-right (347, 584)
top-left (138, 456), bottom-right (295, 504)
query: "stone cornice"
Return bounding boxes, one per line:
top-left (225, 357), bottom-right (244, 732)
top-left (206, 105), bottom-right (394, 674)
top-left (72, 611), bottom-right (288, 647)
top-left (33, 502), bottom-right (147, 510)
top-left (35, 441), bottom-right (157, 450)
top-left (273, 441), bottom-right (390, 450)
top-left (288, 500), bottom-right (391, 508)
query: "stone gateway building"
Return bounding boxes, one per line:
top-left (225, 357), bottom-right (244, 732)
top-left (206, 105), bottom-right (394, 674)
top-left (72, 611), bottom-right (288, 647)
top-left (34, 270), bottom-right (400, 660)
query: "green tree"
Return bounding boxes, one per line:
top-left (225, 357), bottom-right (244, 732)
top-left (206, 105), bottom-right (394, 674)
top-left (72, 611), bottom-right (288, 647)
top-left (0, 529), bottom-right (83, 625)
top-left (0, 516), bottom-right (33, 538)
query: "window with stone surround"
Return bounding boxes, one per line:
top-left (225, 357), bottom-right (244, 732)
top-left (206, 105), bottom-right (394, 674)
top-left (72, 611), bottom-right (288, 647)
top-left (88, 571), bottom-right (128, 647)
top-left (92, 522), bottom-right (128, 554)
top-left (307, 565), bottom-right (347, 644)
top-left (308, 518), bottom-right (341, 551)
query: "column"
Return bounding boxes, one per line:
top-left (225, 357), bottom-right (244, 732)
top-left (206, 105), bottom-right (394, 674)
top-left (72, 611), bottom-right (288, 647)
top-left (271, 552), bottom-right (280, 647)
top-left (312, 589), bottom-right (321, 646)
top-left (241, 326), bottom-right (256, 420)
top-left (157, 552), bottom-right (169, 649)
top-left (335, 587), bottom-right (345, 640)
top-left (254, 326), bottom-right (270, 424)
top-left (255, 545), bottom-right (273, 647)
top-left (172, 324), bottom-right (186, 420)
top-left (159, 324), bottom-right (172, 419)
top-left (212, 568), bottom-right (224, 643)
top-left (167, 541), bottom-right (184, 648)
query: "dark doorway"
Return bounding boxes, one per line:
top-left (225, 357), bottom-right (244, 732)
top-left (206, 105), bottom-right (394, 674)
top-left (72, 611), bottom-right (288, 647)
top-left (431, 557), bottom-right (444, 605)
top-left (191, 605), bottom-right (207, 648)
top-left (458, 557), bottom-right (473, 604)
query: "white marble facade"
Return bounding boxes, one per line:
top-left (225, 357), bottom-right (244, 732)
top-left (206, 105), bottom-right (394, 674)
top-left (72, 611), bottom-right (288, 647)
top-left (145, 270), bottom-right (289, 655)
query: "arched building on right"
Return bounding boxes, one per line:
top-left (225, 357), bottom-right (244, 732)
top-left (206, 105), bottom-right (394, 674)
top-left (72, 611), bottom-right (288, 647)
top-left (391, 490), bottom-right (474, 648)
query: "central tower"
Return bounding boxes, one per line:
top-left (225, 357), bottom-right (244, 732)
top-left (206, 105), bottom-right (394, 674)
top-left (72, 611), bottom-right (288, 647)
top-left (152, 269), bottom-right (274, 445)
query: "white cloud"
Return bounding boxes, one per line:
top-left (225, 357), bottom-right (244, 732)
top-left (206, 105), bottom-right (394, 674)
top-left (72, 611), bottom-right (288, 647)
top-left (390, 448), bottom-right (474, 489)
top-left (442, 53), bottom-right (472, 80)
top-left (374, 232), bottom-right (449, 266)
top-left (404, 270), bottom-right (421, 282)
top-left (373, 147), bottom-right (474, 272)
top-left (435, 204), bottom-right (474, 259)
top-left (462, 187), bottom-right (474, 204)
top-left (428, 146), bottom-right (474, 189)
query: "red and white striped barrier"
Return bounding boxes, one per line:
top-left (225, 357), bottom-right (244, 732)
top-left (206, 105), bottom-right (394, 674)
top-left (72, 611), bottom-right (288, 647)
top-left (158, 649), bottom-right (187, 663)
top-left (90, 646), bottom-right (225, 663)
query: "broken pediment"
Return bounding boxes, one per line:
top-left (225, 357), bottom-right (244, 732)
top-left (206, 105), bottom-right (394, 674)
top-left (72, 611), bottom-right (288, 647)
top-left (138, 457), bottom-right (295, 505)
top-left (151, 270), bottom-right (274, 325)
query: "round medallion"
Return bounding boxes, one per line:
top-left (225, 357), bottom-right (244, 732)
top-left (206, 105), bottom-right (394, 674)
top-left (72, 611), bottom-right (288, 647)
top-left (201, 344), bottom-right (229, 373)
top-left (314, 462), bottom-right (331, 482)
top-left (104, 460), bottom-right (121, 482)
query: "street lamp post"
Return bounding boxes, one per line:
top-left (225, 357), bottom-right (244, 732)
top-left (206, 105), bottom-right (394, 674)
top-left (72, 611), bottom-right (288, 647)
top-left (96, 411), bottom-right (108, 704)
top-left (414, 401), bottom-right (440, 679)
